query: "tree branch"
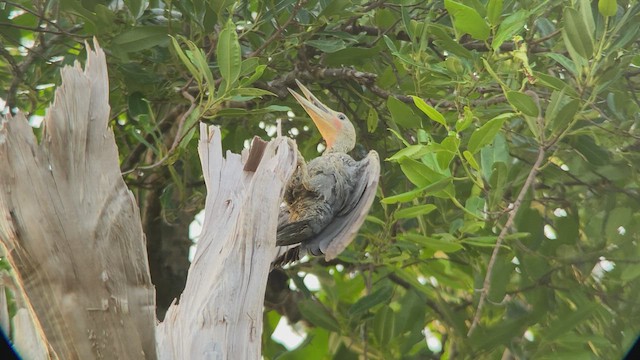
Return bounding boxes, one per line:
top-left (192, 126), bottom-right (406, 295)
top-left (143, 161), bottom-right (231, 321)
top-left (248, 0), bottom-right (305, 58)
top-left (467, 145), bottom-right (546, 336)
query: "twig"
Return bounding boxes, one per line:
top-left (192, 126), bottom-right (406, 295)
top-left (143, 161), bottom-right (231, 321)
top-left (4, 1), bottom-right (70, 34)
top-left (248, 0), bottom-right (305, 58)
top-left (122, 90), bottom-right (197, 174)
top-left (120, 105), bottom-right (186, 173)
top-left (467, 145), bottom-right (546, 336)
top-left (0, 22), bottom-right (68, 35)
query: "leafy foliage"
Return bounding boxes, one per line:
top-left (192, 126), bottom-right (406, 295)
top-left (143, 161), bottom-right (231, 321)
top-left (2, 0), bottom-right (640, 358)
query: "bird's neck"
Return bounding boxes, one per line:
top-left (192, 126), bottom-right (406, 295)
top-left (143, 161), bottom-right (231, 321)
top-left (324, 144), bottom-right (353, 154)
top-left (325, 136), bottom-right (355, 154)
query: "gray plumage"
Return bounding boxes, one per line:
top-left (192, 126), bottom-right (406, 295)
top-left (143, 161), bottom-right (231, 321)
top-left (274, 81), bottom-right (380, 265)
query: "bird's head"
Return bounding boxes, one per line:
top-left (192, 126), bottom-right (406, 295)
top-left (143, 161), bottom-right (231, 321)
top-left (288, 80), bottom-right (356, 153)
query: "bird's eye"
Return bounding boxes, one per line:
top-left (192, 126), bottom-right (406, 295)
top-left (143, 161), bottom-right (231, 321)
top-left (338, 114), bottom-right (346, 121)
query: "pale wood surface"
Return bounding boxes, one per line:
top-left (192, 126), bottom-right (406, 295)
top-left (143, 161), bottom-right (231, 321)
top-left (12, 308), bottom-right (48, 360)
top-left (156, 125), bottom-right (296, 360)
top-left (0, 39), bottom-right (157, 359)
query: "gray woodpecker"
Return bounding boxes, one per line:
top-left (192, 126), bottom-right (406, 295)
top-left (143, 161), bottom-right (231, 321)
top-left (274, 80), bottom-right (380, 266)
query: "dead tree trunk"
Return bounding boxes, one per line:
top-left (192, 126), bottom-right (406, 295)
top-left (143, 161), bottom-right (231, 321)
top-left (155, 127), bottom-right (296, 359)
top-left (0, 39), bottom-right (297, 359)
top-left (0, 40), bottom-right (157, 359)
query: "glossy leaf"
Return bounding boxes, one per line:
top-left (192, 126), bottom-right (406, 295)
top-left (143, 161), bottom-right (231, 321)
top-left (394, 204), bottom-right (437, 220)
top-left (445, 0), bottom-right (490, 40)
top-left (112, 26), bottom-right (168, 52)
top-left (486, 0), bottom-right (503, 26)
top-left (387, 96), bottom-right (421, 128)
top-left (467, 113), bottom-right (511, 154)
top-left (563, 7), bottom-right (594, 59)
top-left (506, 91), bottom-right (539, 117)
top-left (492, 10), bottom-right (528, 50)
top-left (399, 233), bottom-right (464, 253)
top-left (217, 19), bottom-right (242, 90)
top-left (367, 106), bottom-right (379, 132)
top-left (412, 96), bottom-right (446, 126)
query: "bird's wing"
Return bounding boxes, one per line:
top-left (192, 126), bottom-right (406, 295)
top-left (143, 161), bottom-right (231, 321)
top-left (304, 150), bottom-right (380, 260)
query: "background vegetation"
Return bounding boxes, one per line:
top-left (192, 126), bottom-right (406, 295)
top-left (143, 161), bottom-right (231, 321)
top-left (1, 0), bottom-right (639, 358)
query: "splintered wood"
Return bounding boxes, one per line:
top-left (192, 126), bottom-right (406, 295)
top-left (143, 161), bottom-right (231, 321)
top-left (0, 39), bottom-right (157, 359)
top-left (1, 38), bottom-right (296, 360)
top-left (155, 124), bottom-right (296, 359)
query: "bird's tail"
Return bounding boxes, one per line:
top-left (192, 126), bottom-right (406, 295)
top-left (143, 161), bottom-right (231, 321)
top-left (270, 246), bottom-right (302, 270)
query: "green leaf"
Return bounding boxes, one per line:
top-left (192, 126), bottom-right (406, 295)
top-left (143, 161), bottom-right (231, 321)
top-left (460, 236), bottom-right (498, 247)
top-left (399, 158), bottom-right (446, 188)
top-left (239, 57), bottom-right (259, 76)
top-left (229, 88), bottom-right (275, 97)
top-left (487, 255), bottom-right (516, 302)
top-left (491, 10), bottom-right (527, 50)
top-left (412, 96), bottom-right (446, 126)
top-left (488, 161), bottom-right (507, 208)
top-left (170, 36), bottom-right (201, 85)
top-left (544, 53), bottom-right (577, 76)
top-left (381, 177), bottom-right (453, 204)
top-left (367, 106), bottom-right (379, 132)
top-left (240, 64), bottom-right (266, 87)
top-left (467, 113), bottom-right (511, 154)
top-left (463, 150), bottom-right (480, 171)
top-left (437, 135), bottom-right (459, 169)
top-left (550, 99), bottom-right (579, 134)
top-left (298, 300), bottom-right (340, 332)
top-left (112, 26), bottom-right (169, 53)
top-left (349, 285), bottom-right (394, 317)
top-left (306, 39), bottom-right (347, 53)
top-left (394, 204), bottom-right (438, 220)
top-left (605, 207), bottom-right (631, 239)
top-left (486, 0), bottom-right (503, 26)
top-left (456, 106), bottom-right (474, 132)
top-left (387, 96), bottom-right (421, 128)
top-left (373, 307), bottom-right (396, 346)
top-left (465, 196), bottom-right (485, 218)
top-left (569, 135), bottom-right (610, 166)
top-left (381, 187), bottom-right (424, 204)
top-left (124, 0), bottom-right (145, 18)
top-left (444, 0), bottom-right (490, 40)
top-left (399, 233), bottom-right (463, 253)
top-left (480, 133), bottom-right (509, 180)
top-left (216, 104), bottom-right (290, 116)
top-left (386, 145), bottom-right (430, 162)
top-left (217, 19), bottom-right (242, 90)
top-left (577, 0), bottom-right (595, 34)
top-left (393, 290), bottom-right (427, 336)
top-left (545, 88), bottom-right (571, 131)
top-left (544, 303), bottom-right (599, 339)
top-left (598, 0), bottom-right (618, 17)
top-left (179, 108), bottom-right (201, 143)
top-left (563, 7), bottom-right (594, 59)
top-left (383, 34), bottom-right (398, 53)
top-left (506, 91), bottom-right (539, 117)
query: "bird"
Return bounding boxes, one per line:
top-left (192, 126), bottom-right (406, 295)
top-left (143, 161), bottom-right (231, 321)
top-left (273, 80), bottom-right (380, 266)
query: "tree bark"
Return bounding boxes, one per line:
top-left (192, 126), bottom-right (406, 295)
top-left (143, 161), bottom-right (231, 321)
top-left (0, 39), bottom-right (157, 359)
top-left (155, 125), bottom-right (296, 359)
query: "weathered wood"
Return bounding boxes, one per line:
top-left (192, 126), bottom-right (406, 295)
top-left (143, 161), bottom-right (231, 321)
top-left (0, 39), bottom-right (157, 359)
top-left (155, 124), bottom-right (296, 359)
top-left (12, 308), bottom-right (47, 360)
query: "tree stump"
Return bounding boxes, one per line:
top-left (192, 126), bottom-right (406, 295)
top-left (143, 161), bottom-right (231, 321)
top-left (0, 39), bottom-right (156, 359)
top-left (1, 39), bottom-right (297, 359)
top-left (155, 126), bottom-right (296, 359)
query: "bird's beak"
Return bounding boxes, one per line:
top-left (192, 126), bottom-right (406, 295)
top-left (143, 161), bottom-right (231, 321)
top-left (288, 79), bottom-right (342, 149)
